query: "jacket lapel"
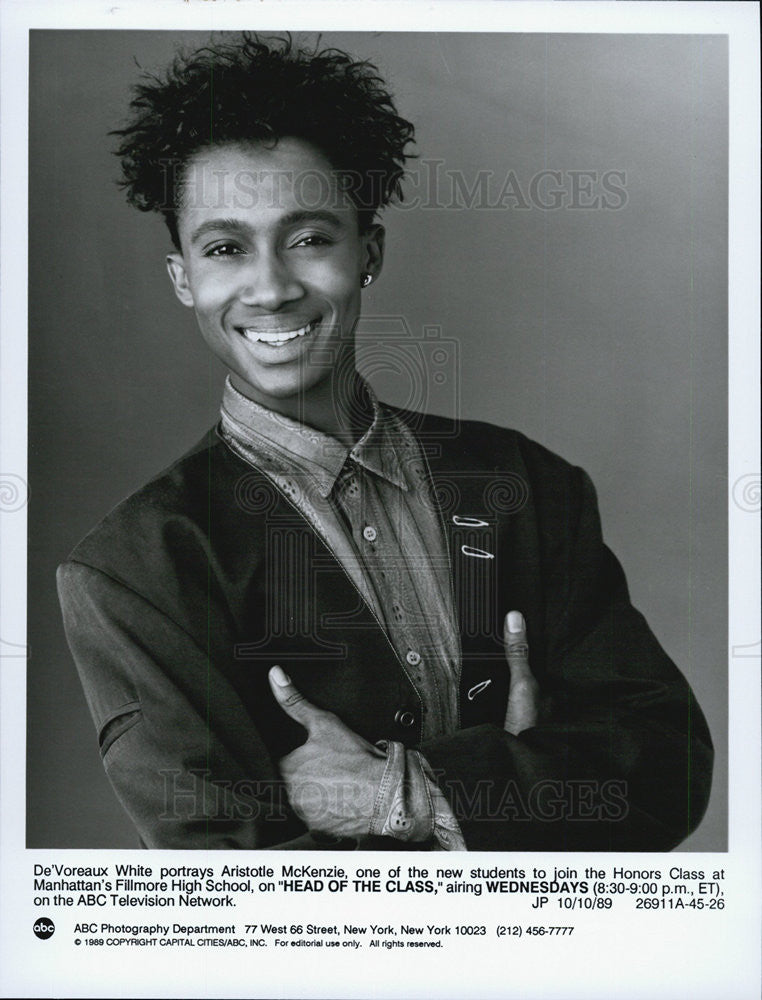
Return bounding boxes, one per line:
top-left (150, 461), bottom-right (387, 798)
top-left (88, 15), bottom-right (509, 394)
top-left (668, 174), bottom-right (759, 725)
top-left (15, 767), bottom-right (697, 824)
top-left (219, 459), bottom-right (420, 751)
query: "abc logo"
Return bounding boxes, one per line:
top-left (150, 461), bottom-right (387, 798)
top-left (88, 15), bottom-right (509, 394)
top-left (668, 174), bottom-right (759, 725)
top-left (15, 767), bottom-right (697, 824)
top-left (33, 916), bottom-right (55, 940)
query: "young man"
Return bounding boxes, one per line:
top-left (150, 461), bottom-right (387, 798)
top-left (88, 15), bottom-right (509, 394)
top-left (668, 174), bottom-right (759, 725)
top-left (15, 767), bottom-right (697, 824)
top-left (57, 34), bottom-right (713, 851)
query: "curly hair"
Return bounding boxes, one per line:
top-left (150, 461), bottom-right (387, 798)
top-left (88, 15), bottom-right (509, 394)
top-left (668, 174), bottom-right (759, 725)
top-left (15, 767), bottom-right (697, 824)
top-left (111, 33), bottom-right (416, 247)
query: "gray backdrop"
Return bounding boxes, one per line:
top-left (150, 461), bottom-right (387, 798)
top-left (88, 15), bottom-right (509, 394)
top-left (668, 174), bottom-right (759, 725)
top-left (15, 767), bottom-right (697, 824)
top-left (27, 30), bottom-right (727, 850)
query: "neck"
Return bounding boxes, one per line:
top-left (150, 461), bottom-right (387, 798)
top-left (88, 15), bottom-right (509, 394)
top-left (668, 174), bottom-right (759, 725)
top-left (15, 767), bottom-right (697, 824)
top-left (230, 369), bottom-right (372, 447)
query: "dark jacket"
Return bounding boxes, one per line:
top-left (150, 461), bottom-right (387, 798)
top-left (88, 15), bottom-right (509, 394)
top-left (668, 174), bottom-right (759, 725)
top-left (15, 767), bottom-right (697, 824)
top-left (57, 409), bottom-right (713, 850)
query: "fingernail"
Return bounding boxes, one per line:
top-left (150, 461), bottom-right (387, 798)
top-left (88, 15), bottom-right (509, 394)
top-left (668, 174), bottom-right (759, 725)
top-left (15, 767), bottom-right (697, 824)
top-left (270, 665), bottom-right (291, 686)
top-left (507, 611), bottom-right (524, 633)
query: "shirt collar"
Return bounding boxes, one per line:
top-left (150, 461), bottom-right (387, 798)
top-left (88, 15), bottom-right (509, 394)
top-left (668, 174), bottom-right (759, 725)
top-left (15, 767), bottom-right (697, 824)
top-left (220, 376), bottom-right (409, 497)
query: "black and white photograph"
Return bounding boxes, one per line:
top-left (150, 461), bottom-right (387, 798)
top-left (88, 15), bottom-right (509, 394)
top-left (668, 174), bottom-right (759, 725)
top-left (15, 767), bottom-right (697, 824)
top-left (1, 2), bottom-right (759, 998)
top-left (26, 27), bottom-right (725, 853)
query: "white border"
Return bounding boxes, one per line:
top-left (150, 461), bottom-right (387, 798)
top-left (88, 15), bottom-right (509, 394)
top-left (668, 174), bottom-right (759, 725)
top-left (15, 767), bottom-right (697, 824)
top-left (1, 2), bottom-right (759, 998)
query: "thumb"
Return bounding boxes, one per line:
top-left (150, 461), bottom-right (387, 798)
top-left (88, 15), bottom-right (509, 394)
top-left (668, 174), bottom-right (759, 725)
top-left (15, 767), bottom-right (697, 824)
top-left (268, 665), bottom-right (318, 730)
top-left (503, 611), bottom-right (531, 678)
top-left (503, 611), bottom-right (539, 735)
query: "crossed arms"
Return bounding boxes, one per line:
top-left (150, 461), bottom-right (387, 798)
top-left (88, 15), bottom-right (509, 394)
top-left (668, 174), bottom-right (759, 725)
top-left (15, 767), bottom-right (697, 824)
top-left (266, 610), bottom-right (538, 844)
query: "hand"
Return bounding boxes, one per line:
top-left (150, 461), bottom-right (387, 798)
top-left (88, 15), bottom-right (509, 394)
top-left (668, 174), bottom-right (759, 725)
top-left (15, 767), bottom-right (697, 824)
top-left (268, 665), bottom-right (388, 838)
top-left (503, 611), bottom-right (540, 735)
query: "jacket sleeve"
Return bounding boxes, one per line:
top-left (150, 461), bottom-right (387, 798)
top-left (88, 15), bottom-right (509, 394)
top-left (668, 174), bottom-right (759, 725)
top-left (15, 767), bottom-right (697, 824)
top-left (420, 466), bottom-right (714, 851)
top-left (57, 560), bottom-right (365, 850)
top-left (58, 561), bottom-right (446, 851)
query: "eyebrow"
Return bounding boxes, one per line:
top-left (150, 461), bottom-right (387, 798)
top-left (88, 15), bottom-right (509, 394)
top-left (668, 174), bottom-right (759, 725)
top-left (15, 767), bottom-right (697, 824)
top-left (189, 210), bottom-right (345, 246)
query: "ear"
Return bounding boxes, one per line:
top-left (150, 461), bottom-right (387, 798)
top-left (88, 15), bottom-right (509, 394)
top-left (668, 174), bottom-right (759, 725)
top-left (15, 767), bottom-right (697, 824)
top-left (361, 224), bottom-right (385, 282)
top-left (166, 252), bottom-right (195, 308)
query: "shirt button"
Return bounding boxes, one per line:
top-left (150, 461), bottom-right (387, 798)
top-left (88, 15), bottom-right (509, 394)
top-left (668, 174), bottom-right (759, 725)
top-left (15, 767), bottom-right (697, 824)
top-left (406, 650), bottom-right (421, 666)
top-left (395, 709), bottom-right (416, 727)
top-left (362, 525), bottom-right (377, 542)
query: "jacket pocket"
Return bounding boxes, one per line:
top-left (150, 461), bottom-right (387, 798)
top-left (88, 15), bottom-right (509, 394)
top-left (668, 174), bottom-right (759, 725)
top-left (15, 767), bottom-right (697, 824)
top-left (98, 701), bottom-right (142, 758)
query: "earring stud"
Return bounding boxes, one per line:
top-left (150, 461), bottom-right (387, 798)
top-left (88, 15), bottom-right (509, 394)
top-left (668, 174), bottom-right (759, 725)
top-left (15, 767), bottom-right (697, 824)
top-left (361, 273), bottom-right (373, 288)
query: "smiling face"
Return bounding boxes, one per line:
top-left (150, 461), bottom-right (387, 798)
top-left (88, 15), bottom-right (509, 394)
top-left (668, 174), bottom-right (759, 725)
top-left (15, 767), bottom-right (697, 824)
top-left (166, 138), bottom-right (384, 412)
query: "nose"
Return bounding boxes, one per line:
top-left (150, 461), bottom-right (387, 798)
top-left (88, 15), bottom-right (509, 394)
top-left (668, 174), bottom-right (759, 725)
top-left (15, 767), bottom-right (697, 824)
top-left (237, 251), bottom-right (304, 311)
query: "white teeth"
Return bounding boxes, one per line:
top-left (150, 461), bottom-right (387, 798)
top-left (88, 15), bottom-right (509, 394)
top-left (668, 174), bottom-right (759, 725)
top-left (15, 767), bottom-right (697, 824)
top-left (241, 321), bottom-right (315, 345)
